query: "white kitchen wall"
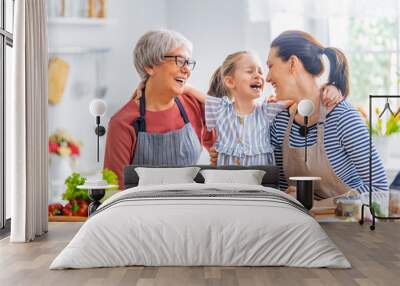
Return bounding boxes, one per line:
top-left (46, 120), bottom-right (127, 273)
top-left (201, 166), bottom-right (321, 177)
top-left (166, 0), bottom-right (272, 92)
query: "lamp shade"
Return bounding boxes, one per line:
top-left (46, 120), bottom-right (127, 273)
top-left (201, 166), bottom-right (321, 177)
top-left (89, 99), bottom-right (107, 117)
top-left (297, 99), bottom-right (315, 117)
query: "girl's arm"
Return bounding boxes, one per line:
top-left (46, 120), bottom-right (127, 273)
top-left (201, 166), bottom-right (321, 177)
top-left (184, 85), bottom-right (206, 104)
top-left (266, 84), bottom-right (343, 115)
top-left (267, 95), bottom-right (294, 108)
top-left (321, 84), bottom-right (343, 109)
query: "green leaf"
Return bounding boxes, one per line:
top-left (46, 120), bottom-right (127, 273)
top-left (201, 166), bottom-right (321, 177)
top-left (371, 202), bottom-right (384, 217)
top-left (385, 115), bottom-right (400, 136)
top-left (71, 201), bottom-right (80, 212)
top-left (62, 172), bottom-right (87, 201)
top-left (102, 168), bottom-right (119, 191)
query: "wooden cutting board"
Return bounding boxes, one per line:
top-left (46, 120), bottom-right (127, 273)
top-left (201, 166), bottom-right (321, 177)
top-left (310, 206), bottom-right (336, 215)
top-left (48, 216), bottom-right (87, 222)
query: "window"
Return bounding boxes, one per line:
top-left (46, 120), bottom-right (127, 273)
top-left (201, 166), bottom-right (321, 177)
top-left (1, 0), bottom-right (14, 233)
top-left (262, 1), bottom-right (400, 107)
top-left (329, 17), bottom-right (399, 106)
top-left (327, 14), bottom-right (400, 170)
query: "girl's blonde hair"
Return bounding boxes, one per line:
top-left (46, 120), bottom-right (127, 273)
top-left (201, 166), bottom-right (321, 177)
top-left (207, 51), bottom-right (249, 99)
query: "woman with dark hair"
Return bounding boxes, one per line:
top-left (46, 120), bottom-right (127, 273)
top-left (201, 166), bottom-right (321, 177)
top-left (267, 30), bottom-right (388, 206)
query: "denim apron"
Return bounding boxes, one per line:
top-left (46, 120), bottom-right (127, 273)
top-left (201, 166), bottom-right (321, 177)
top-left (132, 94), bottom-right (202, 166)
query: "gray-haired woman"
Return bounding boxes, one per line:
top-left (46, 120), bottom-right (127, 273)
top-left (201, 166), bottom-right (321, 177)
top-left (104, 29), bottom-right (215, 188)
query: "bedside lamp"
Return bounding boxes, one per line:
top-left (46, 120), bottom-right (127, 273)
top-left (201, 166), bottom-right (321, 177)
top-left (297, 99), bottom-right (315, 163)
top-left (293, 100), bottom-right (320, 210)
top-left (89, 99), bottom-right (107, 162)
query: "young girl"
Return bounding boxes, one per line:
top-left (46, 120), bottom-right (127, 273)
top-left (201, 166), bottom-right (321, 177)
top-left (185, 51), bottom-right (341, 166)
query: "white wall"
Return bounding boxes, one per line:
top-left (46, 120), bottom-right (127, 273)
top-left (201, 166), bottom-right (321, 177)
top-left (166, 0), bottom-right (273, 95)
top-left (166, 0), bottom-right (247, 90)
top-left (106, 0), bottom-right (168, 114)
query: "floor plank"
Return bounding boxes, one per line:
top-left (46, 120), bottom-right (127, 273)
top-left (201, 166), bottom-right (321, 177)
top-left (0, 222), bottom-right (399, 286)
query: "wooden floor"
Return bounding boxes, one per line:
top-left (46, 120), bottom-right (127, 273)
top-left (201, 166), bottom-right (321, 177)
top-left (0, 222), bottom-right (399, 286)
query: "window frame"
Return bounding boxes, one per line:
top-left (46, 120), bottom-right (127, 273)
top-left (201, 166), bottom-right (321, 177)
top-left (0, 0), bottom-right (14, 233)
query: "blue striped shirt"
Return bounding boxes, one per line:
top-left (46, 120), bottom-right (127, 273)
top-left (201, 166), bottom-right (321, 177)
top-left (270, 101), bottom-right (388, 194)
top-left (205, 95), bottom-right (285, 166)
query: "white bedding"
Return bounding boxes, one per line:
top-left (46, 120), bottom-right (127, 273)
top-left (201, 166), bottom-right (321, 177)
top-left (50, 183), bottom-right (351, 269)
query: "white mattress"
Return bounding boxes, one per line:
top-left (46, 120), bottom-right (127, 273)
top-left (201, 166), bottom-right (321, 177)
top-left (50, 183), bottom-right (350, 269)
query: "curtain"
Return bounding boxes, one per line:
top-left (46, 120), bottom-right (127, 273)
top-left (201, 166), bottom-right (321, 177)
top-left (7, 0), bottom-right (48, 242)
top-left (248, 0), bottom-right (400, 22)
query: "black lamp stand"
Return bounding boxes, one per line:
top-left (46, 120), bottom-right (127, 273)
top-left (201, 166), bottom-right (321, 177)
top-left (304, 116), bottom-right (308, 162)
top-left (94, 115), bottom-right (106, 162)
top-left (299, 116), bottom-right (309, 162)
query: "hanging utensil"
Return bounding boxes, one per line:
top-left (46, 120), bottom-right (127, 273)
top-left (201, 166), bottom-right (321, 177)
top-left (379, 97), bottom-right (394, 118)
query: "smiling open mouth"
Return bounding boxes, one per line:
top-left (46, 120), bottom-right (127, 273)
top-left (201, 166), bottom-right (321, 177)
top-left (175, 77), bottom-right (186, 86)
top-left (250, 83), bottom-right (262, 91)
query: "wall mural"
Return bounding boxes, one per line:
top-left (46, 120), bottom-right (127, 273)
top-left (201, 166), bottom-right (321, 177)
top-left (46, 0), bottom-right (399, 225)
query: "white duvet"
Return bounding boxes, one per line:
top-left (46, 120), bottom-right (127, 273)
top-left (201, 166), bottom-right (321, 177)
top-left (50, 183), bottom-right (351, 269)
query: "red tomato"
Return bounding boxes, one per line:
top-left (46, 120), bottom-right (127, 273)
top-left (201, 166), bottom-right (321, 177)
top-left (48, 203), bottom-right (63, 216)
top-left (62, 208), bottom-right (73, 216)
top-left (62, 203), bottom-right (73, 216)
top-left (75, 199), bottom-right (89, 217)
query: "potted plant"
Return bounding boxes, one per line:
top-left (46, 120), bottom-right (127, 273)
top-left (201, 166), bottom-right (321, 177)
top-left (48, 129), bottom-right (81, 158)
top-left (48, 129), bottom-right (81, 179)
top-left (48, 129), bottom-right (82, 204)
top-left (357, 106), bottom-right (400, 165)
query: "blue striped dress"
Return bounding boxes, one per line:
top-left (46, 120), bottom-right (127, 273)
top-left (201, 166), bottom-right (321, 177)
top-left (270, 101), bottom-right (388, 193)
top-left (205, 95), bottom-right (285, 166)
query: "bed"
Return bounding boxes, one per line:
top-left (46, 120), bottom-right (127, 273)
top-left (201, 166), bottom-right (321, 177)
top-left (49, 165), bottom-right (350, 269)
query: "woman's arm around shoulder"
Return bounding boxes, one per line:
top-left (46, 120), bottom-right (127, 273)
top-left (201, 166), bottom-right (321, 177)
top-left (184, 85), bottom-right (206, 104)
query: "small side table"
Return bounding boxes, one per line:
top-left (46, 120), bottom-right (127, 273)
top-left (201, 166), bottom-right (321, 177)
top-left (289, 176), bottom-right (321, 210)
top-left (77, 182), bottom-right (117, 216)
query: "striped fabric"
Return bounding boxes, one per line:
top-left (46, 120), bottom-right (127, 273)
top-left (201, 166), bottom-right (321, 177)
top-left (133, 124), bottom-right (203, 166)
top-left (205, 95), bottom-right (285, 166)
top-left (132, 96), bottom-right (203, 166)
top-left (271, 101), bottom-right (388, 194)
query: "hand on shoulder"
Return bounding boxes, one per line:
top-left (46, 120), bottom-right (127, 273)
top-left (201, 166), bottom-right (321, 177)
top-left (132, 81), bottom-right (145, 103)
top-left (320, 84), bottom-right (343, 112)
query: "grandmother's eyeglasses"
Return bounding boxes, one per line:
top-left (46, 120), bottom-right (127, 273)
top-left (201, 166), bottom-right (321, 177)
top-left (164, 55), bottom-right (196, 71)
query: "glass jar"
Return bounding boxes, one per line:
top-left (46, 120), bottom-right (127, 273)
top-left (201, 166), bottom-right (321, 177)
top-left (389, 189), bottom-right (400, 217)
top-left (335, 196), bottom-right (361, 219)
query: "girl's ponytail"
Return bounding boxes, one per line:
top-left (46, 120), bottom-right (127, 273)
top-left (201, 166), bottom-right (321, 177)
top-left (208, 51), bottom-right (249, 99)
top-left (207, 66), bottom-right (229, 98)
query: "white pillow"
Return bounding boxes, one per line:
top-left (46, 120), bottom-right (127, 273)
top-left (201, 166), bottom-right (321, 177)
top-left (135, 167), bottom-right (201, 186)
top-left (200, 169), bottom-right (266, 185)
